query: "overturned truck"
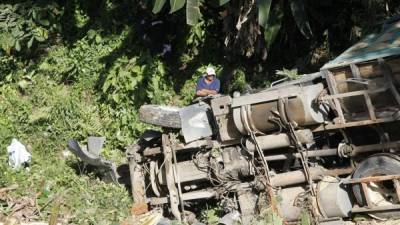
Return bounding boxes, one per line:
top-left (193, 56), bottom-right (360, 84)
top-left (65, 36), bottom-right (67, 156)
top-left (127, 20), bottom-right (400, 225)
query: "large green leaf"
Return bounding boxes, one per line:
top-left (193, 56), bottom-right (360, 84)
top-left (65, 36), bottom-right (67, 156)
top-left (218, 0), bottom-right (230, 6)
top-left (170, 0), bottom-right (185, 13)
top-left (258, 0), bottom-right (272, 28)
top-left (289, 0), bottom-right (313, 39)
top-left (152, 0), bottom-right (167, 14)
top-left (186, 0), bottom-right (201, 25)
top-left (264, 4), bottom-right (283, 48)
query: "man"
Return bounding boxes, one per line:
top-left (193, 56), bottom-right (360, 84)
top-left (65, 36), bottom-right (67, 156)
top-left (195, 67), bottom-right (221, 97)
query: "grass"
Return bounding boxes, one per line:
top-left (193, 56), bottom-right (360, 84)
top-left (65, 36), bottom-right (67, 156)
top-left (0, 73), bottom-right (132, 224)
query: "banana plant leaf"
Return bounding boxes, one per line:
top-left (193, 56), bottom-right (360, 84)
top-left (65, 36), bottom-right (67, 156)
top-left (186, 0), bottom-right (201, 25)
top-left (264, 4), bottom-right (283, 48)
top-left (170, 0), bottom-right (185, 13)
top-left (289, 0), bottom-right (313, 39)
top-left (258, 0), bottom-right (272, 28)
top-left (152, 0), bottom-right (167, 13)
top-left (218, 0), bottom-right (230, 6)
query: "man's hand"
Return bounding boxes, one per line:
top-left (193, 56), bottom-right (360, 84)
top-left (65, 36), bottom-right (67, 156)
top-left (196, 89), bottom-right (217, 97)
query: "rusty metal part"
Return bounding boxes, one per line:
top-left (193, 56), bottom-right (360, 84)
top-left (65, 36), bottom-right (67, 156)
top-left (319, 220), bottom-right (345, 225)
top-left (362, 182), bottom-right (372, 208)
top-left (312, 116), bottom-right (400, 131)
top-left (343, 174), bottom-right (400, 184)
top-left (245, 129), bottom-right (314, 151)
top-left (149, 190), bottom-right (217, 205)
top-left (150, 182), bottom-right (256, 205)
top-left (322, 56), bottom-right (400, 134)
top-left (179, 103), bottom-right (213, 143)
top-left (67, 139), bottom-right (119, 183)
top-left (277, 186), bottom-right (307, 221)
top-left (263, 140), bottom-right (400, 162)
top-left (232, 84), bottom-right (327, 135)
top-left (131, 203), bottom-right (149, 216)
top-left (323, 70), bottom-right (346, 124)
top-left (393, 179), bottom-right (400, 202)
top-left (270, 167), bottom-right (353, 187)
top-left (127, 144), bottom-right (146, 204)
top-left (211, 96), bottom-right (232, 116)
top-left (161, 134), bottom-right (181, 220)
top-left (172, 139), bottom-right (185, 221)
top-left (352, 141), bottom-right (400, 155)
top-left (150, 161), bottom-right (161, 197)
top-left (317, 177), bottom-right (353, 218)
top-left (352, 204), bottom-right (400, 213)
top-left (264, 148), bottom-right (338, 161)
top-left (378, 57), bottom-right (400, 105)
top-left (238, 190), bottom-right (257, 225)
top-left (211, 96), bottom-right (242, 141)
top-left (154, 141), bottom-right (400, 190)
top-left (222, 147), bottom-right (253, 178)
top-left (143, 139), bottom-right (215, 156)
top-left (158, 160), bottom-right (209, 185)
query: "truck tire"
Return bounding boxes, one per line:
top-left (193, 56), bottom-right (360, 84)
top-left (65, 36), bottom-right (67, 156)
top-left (352, 153), bottom-right (400, 219)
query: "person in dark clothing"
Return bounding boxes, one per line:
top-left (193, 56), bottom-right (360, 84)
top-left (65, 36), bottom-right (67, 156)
top-left (195, 67), bottom-right (221, 97)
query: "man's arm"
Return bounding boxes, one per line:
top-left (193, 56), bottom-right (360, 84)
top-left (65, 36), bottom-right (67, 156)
top-left (196, 89), bottom-right (217, 97)
top-left (207, 89), bottom-right (218, 95)
top-left (196, 89), bottom-right (209, 97)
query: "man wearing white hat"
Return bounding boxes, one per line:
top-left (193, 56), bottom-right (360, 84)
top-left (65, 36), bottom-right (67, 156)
top-left (195, 67), bottom-right (221, 97)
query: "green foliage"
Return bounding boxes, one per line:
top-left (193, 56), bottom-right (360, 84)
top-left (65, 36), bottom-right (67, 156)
top-left (228, 68), bottom-right (247, 94)
top-left (0, 76), bottom-right (130, 224)
top-left (258, 0), bottom-right (272, 28)
top-left (152, 0), bottom-right (202, 25)
top-left (100, 52), bottom-right (176, 146)
top-left (38, 30), bottom-right (119, 84)
top-left (289, 0), bottom-right (313, 39)
top-left (186, 0), bottom-right (202, 25)
top-left (0, 55), bottom-right (24, 83)
top-left (276, 68), bottom-right (299, 80)
top-left (218, 0), bottom-right (230, 6)
top-left (0, 2), bottom-right (60, 55)
top-left (252, 207), bottom-right (283, 225)
top-left (151, 0), bottom-right (312, 49)
top-left (179, 20), bottom-right (207, 66)
top-left (263, 3), bottom-right (283, 48)
top-left (200, 207), bottom-right (223, 225)
top-left (170, 0), bottom-right (186, 13)
top-left (297, 210), bottom-right (311, 225)
top-left (153, 0), bottom-right (167, 13)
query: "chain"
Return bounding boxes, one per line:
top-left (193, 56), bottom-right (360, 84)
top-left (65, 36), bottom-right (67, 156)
top-left (278, 97), bottom-right (316, 196)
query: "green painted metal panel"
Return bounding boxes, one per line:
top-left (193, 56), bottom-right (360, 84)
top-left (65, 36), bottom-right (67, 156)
top-left (322, 20), bottom-right (400, 70)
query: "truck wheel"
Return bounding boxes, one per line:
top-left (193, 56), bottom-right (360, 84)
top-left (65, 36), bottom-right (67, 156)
top-left (352, 153), bottom-right (400, 219)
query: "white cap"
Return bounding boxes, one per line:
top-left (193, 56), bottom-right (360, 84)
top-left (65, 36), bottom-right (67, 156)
top-left (205, 67), bottom-right (216, 76)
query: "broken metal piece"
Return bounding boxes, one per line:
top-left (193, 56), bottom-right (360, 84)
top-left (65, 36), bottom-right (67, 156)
top-left (179, 103), bottom-right (213, 143)
top-left (87, 136), bottom-right (105, 156)
top-left (67, 139), bottom-right (119, 184)
top-left (317, 177), bottom-right (352, 218)
top-left (127, 144), bottom-right (146, 204)
top-left (162, 134), bottom-right (181, 221)
top-left (237, 191), bottom-right (257, 225)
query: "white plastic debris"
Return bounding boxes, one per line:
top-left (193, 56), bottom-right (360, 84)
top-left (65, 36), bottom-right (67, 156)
top-left (7, 138), bottom-right (31, 170)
